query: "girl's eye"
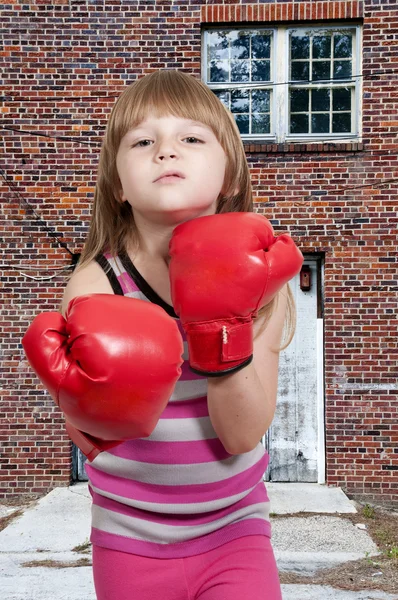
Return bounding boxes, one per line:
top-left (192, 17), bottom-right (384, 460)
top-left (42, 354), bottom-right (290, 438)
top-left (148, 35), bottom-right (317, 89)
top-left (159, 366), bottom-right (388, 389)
top-left (184, 136), bottom-right (202, 144)
top-left (133, 139), bottom-right (153, 148)
top-left (133, 136), bottom-right (202, 148)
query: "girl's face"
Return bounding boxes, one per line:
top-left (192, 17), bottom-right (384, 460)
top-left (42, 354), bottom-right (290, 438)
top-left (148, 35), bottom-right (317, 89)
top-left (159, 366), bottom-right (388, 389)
top-left (116, 114), bottom-right (227, 225)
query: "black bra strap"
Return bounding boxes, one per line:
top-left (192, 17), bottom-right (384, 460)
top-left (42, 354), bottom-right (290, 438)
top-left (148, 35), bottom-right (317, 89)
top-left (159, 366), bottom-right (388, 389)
top-left (95, 252), bottom-right (179, 319)
top-left (94, 254), bottom-right (124, 296)
top-left (119, 252), bottom-right (178, 319)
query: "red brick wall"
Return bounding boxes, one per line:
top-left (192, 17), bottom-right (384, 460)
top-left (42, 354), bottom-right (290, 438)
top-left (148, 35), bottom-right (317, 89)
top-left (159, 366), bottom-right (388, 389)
top-left (1, 0), bottom-right (397, 506)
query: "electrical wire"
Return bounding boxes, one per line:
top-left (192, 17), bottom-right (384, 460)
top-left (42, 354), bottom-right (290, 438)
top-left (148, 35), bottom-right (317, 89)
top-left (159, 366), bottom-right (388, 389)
top-left (0, 126), bottom-right (101, 147)
top-left (1, 67), bottom-right (397, 276)
top-left (0, 263), bottom-right (74, 281)
top-left (1, 69), bottom-right (397, 151)
top-left (0, 263), bottom-right (74, 271)
top-left (1, 68), bottom-right (397, 103)
top-left (0, 168), bottom-right (75, 257)
top-left (15, 271), bottom-right (71, 281)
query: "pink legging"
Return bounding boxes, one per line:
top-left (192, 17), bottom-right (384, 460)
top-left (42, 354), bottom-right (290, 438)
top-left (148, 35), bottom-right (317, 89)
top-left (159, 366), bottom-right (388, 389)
top-left (92, 535), bottom-right (282, 600)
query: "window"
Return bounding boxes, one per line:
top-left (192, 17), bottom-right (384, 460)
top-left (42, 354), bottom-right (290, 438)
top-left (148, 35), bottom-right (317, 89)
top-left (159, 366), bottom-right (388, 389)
top-left (203, 25), bottom-right (361, 143)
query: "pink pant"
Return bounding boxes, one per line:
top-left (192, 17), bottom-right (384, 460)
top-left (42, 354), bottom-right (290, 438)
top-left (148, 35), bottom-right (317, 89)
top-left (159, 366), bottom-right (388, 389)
top-left (92, 535), bottom-right (282, 600)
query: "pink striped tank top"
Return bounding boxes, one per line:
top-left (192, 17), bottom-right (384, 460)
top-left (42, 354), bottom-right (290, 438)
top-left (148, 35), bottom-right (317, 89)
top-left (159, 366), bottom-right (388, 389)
top-left (85, 251), bottom-right (272, 559)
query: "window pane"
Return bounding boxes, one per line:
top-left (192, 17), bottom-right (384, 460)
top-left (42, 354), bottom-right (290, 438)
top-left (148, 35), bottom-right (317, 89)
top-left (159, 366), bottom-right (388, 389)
top-left (333, 87), bottom-right (351, 111)
top-left (334, 34), bottom-right (352, 58)
top-left (252, 60), bottom-right (270, 82)
top-left (231, 59), bottom-right (249, 82)
top-left (332, 112), bottom-right (351, 133)
top-left (291, 62), bottom-right (309, 81)
top-left (291, 88), bottom-right (309, 112)
top-left (231, 33), bottom-right (250, 59)
top-left (291, 35), bottom-right (310, 59)
top-left (234, 113), bottom-right (249, 134)
top-left (313, 35), bottom-right (331, 59)
top-left (207, 32), bottom-right (229, 61)
top-left (252, 113), bottom-right (270, 134)
top-left (213, 90), bottom-right (230, 109)
top-left (252, 89), bottom-right (270, 112)
top-left (252, 33), bottom-right (271, 59)
top-left (312, 113), bottom-right (330, 133)
top-left (313, 61), bottom-right (330, 81)
top-left (290, 114), bottom-right (309, 134)
top-left (312, 88), bottom-right (330, 111)
top-left (334, 61), bottom-right (352, 80)
top-left (231, 90), bottom-right (249, 113)
top-left (210, 60), bottom-right (229, 82)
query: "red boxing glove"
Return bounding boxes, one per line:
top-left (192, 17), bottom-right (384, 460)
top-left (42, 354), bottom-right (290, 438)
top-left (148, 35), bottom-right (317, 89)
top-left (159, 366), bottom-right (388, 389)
top-left (22, 294), bottom-right (184, 461)
top-left (169, 212), bottom-right (304, 377)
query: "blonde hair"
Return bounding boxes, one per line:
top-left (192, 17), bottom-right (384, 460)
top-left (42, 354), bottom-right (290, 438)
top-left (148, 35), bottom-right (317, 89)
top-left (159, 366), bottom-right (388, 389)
top-left (76, 70), bottom-right (297, 351)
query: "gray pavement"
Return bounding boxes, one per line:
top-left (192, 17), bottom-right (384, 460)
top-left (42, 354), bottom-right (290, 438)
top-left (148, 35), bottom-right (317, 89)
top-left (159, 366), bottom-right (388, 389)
top-left (0, 482), bottom-right (396, 600)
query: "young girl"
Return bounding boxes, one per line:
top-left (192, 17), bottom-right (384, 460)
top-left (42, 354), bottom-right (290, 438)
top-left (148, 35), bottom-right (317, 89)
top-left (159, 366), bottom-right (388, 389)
top-left (24, 70), bottom-right (303, 599)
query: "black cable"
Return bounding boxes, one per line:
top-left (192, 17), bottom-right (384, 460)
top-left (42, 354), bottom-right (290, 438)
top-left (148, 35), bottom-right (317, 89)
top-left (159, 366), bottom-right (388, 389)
top-left (1, 68), bottom-right (397, 260)
top-left (2, 67), bottom-right (396, 269)
top-left (0, 168), bottom-right (74, 257)
top-left (1, 69), bottom-right (397, 103)
top-left (0, 126), bottom-right (101, 147)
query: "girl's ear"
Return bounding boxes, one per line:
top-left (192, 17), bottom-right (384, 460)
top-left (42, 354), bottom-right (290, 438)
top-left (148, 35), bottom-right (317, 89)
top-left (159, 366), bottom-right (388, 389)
top-left (118, 189), bottom-right (127, 203)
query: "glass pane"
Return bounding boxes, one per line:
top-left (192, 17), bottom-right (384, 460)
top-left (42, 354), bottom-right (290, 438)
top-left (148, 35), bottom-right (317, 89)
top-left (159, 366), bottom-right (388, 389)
top-left (290, 113), bottom-right (309, 134)
top-left (252, 89), bottom-right (270, 112)
top-left (291, 62), bottom-right (309, 81)
top-left (234, 113), bottom-right (249, 134)
top-left (313, 35), bottom-right (331, 59)
top-left (312, 113), bottom-right (330, 133)
top-left (231, 33), bottom-right (250, 59)
top-left (290, 88), bottom-right (309, 112)
top-left (210, 60), bottom-right (229, 82)
top-left (334, 61), bottom-right (352, 80)
top-left (333, 87), bottom-right (351, 111)
top-left (252, 113), bottom-right (270, 134)
top-left (334, 34), bottom-right (352, 58)
top-left (291, 35), bottom-right (310, 59)
top-left (252, 60), bottom-right (270, 82)
top-left (313, 61), bottom-right (331, 81)
top-left (231, 89), bottom-right (249, 113)
top-left (252, 33), bottom-right (271, 59)
top-left (213, 90), bottom-right (230, 109)
top-left (207, 32), bottom-right (229, 61)
top-left (231, 59), bottom-right (249, 82)
top-left (332, 112), bottom-right (351, 133)
top-left (312, 88), bottom-right (330, 111)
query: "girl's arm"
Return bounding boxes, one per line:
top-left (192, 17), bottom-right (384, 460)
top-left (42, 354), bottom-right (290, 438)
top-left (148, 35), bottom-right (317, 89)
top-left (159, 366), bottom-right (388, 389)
top-left (207, 284), bottom-right (288, 455)
top-left (61, 260), bottom-right (114, 317)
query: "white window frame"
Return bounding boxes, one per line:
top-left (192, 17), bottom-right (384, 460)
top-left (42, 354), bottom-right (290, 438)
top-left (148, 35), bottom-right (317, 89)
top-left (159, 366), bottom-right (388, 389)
top-left (202, 23), bottom-right (362, 144)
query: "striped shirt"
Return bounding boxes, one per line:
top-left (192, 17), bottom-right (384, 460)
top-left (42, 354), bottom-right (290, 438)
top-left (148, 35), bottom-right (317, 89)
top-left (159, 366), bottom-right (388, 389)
top-left (85, 251), bottom-right (271, 559)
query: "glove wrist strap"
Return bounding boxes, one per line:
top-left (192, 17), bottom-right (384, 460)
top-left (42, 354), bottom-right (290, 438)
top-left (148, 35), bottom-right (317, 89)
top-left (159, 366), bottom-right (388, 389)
top-left (185, 319), bottom-right (253, 377)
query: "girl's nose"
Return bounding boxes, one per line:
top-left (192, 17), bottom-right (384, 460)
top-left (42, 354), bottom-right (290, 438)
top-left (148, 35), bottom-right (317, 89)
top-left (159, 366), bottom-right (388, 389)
top-left (158, 152), bottom-right (177, 160)
top-left (156, 139), bottom-right (179, 161)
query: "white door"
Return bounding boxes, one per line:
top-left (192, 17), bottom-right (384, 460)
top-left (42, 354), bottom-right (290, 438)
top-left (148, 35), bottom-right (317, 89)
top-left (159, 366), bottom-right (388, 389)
top-left (263, 257), bottom-right (325, 483)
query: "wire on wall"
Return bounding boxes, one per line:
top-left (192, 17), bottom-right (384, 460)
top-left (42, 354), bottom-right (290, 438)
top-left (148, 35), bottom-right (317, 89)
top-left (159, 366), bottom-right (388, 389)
top-left (1, 68), bottom-right (397, 279)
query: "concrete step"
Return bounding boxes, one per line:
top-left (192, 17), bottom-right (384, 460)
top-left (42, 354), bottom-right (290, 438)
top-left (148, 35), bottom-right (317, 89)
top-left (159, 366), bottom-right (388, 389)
top-left (266, 482), bottom-right (358, 515)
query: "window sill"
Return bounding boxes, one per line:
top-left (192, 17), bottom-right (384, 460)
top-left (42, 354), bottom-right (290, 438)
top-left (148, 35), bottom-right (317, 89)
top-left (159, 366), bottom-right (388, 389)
top-left (243, 141), bottom-right (364, 154)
